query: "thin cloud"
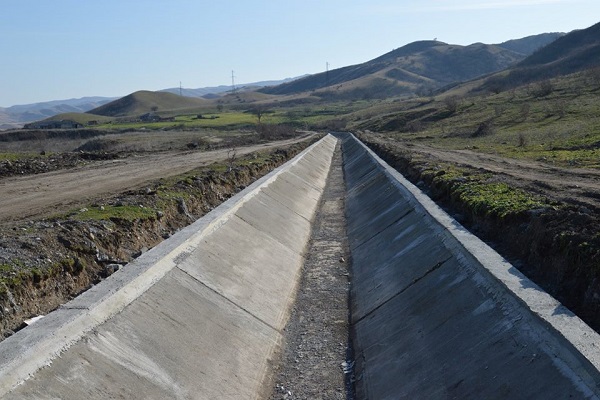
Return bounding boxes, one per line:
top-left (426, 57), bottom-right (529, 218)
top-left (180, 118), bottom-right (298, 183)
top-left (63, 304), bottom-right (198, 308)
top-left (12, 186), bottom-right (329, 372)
top-left (426, 0), bottom-right (570, 11)
top-left (364, 0), bottom-right (572, 14)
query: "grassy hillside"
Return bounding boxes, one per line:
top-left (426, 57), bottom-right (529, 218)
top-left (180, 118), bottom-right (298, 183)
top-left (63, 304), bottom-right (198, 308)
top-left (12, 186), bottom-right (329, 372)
top-left (351, 69), bottom-right (600, 168)
top-left (87, 90), bottom-right (210, 117)
top-left (481, 22), bottom-right (600, 92)
top-left (496, 32), bottom-right (564, 55)
top-left (260, 40), bottom-right (525, 97)
top-left (45, 112), bottom-right (113, 124)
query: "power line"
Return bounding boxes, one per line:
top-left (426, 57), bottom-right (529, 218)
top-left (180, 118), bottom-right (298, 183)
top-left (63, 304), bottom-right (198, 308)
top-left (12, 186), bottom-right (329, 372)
top-left (231, 70), bottom-right (237, 94)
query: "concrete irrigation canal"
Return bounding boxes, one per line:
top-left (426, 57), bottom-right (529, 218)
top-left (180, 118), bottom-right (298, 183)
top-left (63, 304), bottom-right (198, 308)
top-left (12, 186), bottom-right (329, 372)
top-left (1, 134), bottom-right (600, 399)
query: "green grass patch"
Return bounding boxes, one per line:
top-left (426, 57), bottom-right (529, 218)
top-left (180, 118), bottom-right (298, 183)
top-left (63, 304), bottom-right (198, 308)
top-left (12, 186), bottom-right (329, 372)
top-left (0, 258), bottom-right (84, 296)
top-left (0, 263), bottom-right (36, 292)
top-left (93, 111), bottom-right (267, 130)
top-left (88, 101), bottom-right (364, 131)
top-left (157, 189), bottom-right (195, 202)
top-left (454, 181), bottom-right (550, 218)
top-left (73, 205), bottom-right (156, 221)
top-left (429, 169), bottom-right (555, 218)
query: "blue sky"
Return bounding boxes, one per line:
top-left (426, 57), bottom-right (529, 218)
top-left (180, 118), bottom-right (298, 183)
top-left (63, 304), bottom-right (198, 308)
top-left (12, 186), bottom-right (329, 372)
top-left (1, 0), bottom-right (599, 107)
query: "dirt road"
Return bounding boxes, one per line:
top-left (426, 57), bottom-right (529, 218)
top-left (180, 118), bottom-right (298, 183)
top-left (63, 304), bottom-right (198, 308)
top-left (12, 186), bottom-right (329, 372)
top-left (0, 135), bottom-right (314, 225)
top-left (366, 135), bottom-right (600, 211)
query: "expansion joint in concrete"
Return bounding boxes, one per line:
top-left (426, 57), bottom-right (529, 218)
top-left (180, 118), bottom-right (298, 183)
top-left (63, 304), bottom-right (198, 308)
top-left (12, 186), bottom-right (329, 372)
top-left (352, 209), bottom-right (413, 251)
top-left (261, 190), bottom-right (313, 224)
top-left (59, 305), bottom-right (90, 310)
top-left (353, 255), bottom-right (453, 326)
top-left (176, 266), bottom-right (280, 334)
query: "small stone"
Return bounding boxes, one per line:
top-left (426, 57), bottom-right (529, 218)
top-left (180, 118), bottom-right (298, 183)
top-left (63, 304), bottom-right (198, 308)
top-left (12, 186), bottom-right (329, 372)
top-left (579, 206), bottom-right (591, 215)
top-left (104, 264), bottom-right (122, 276)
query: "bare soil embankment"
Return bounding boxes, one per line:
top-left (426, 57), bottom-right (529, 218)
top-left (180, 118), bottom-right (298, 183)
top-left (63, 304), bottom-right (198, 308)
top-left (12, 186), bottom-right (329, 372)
top-left (359, 132), bottom-right (600, 332)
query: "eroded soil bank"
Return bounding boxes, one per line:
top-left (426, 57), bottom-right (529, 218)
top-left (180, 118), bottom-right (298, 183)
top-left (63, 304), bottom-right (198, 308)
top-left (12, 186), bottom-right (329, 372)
top-left (358, 132), bottom-right (600, 333)
top-left (0, 139), bottom-right (315, 339)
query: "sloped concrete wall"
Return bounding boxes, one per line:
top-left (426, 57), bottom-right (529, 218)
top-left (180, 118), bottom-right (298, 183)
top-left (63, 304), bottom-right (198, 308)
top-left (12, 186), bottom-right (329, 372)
top-left (0, 135), bottom-right (337, 400)
top-left (340, 133), bottom-right (600, 399)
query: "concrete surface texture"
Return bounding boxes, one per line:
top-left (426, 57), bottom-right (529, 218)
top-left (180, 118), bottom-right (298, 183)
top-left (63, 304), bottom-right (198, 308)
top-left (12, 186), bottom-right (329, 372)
top-left (3, 132), bottom-right (600, 399)
top-left (0, 135), bottom-right (337, 399)
top-left (338, 133), bottom-right (600, 399)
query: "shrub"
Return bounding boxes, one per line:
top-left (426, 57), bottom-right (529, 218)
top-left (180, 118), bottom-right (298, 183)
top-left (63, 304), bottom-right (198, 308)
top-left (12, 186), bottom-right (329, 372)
top-left (256, 124), bottom-right (297, 140)
top-left (444, 95), bottom-right (460, 114)
top-left (530, 80), bottom-right (554, 97)
top-left (472, 120), bottom-right (495, 137)
top-left (519, 103), bottom-right (531, 121)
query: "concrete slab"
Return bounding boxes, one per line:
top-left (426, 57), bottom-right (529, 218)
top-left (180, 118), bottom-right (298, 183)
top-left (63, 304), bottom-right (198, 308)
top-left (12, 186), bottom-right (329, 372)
top-left (7, 131), bottom-right (600, 399)
top-left (353, 258), bottom-right (596, 400)
top-left (179, 214), bottom-right (303, 331)
top-left (8, 269), bottom-right (278, 400)
top-left (350, 211), bottom-right (453, 322)
top-left (234, 189), bottom-right (312, 254)
top-left (260, 172), bottom-right (323, 220)
top-left (345, 173), bottom-right (413, 248)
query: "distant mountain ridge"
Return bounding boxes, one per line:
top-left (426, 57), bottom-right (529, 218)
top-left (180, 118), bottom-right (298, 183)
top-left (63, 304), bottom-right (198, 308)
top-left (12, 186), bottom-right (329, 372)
top-left (519, 22), bottom-right (600, 70)
top-left (259, 33), bottom-right (562, 97)
top-left (496, 32), bottom-right (565, 55)
top-left (159, 77), bottom-right (306, 98)
top-left (1, 31), bottom-right (570, 129)
top-left (481, 21), bottom-right (600, 91)
top-left (0, 97), bottom-right (115, 130)
top-left (0, 77), bottom-right (304, 129)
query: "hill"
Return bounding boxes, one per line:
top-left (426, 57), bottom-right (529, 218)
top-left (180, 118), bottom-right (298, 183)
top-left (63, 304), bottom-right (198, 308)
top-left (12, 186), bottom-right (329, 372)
top-left (259, 37), bottom-right (556, 98)
top-left (482, 21), bottom-right (600, 91)
top-left (87, 90), bottom-right (210, 117)
top-left (0, 77), bottom-right (301, 129)
top-left (496, 32), bottom-right (564, 55)
top-left (43, 112), bottom-right (113, 125)
top-left (0, 97), bottom-right (114, 129)
top-left (159, 76), bottom-right (307, 98)
top-left (520, 22), bottom-right (600, 69)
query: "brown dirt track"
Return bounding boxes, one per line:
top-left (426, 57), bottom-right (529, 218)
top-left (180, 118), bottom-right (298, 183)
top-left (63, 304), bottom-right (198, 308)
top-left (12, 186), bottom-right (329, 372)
top-left (403, 142), bottom-right (600, 211)
top-left (0, 134), bottom-right (314, 225)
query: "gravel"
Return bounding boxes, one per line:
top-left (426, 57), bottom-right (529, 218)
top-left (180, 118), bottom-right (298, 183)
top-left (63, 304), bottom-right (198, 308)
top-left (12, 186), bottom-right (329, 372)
top-left (269, 142), bottom-right (354, 399)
